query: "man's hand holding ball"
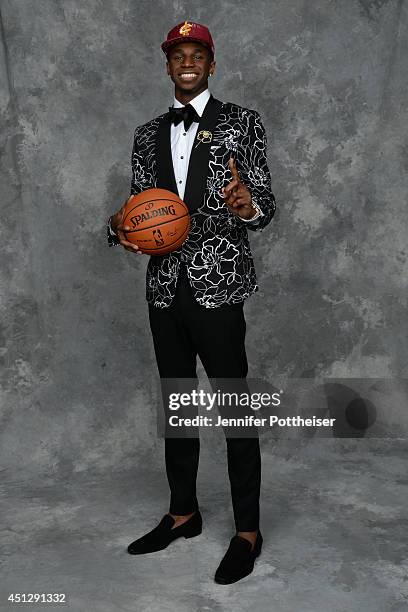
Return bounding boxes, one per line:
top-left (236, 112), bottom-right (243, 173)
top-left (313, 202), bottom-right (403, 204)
top-left (110, 195), bottom-right (142, 254)
top-left (110, 158), bottom-right (257, 255)
top-left (110, 188), bottom-right (190, 255)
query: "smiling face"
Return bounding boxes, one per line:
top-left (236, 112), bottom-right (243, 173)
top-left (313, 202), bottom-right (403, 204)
top-left (166, 41), bottom-right (216, 103)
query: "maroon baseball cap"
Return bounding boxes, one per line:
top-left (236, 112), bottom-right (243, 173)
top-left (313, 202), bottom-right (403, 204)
top-left (161, 21), bottom-right (215, 57)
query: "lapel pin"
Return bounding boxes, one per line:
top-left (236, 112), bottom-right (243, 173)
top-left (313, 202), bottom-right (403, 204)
top-left (195, 130), bottom-right (213, 148)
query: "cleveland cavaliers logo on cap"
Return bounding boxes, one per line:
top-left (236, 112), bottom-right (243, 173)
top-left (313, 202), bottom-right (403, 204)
top-left (179, 21), bottom-right (193, 36)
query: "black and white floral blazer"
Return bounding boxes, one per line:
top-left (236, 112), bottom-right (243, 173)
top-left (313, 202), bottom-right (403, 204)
top-left (107, 94), bottom-right (277, 309)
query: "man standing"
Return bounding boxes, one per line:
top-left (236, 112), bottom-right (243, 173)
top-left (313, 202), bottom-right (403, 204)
top-left (107, 21), bottom-right (276, 584)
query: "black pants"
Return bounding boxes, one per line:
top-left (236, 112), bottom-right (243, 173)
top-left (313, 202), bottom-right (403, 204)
top-left (148, 264), bottom-right (261, 531)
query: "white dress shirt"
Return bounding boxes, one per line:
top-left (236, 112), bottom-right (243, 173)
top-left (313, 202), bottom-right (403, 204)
top-left (170, 88), bottom-right (210, 200)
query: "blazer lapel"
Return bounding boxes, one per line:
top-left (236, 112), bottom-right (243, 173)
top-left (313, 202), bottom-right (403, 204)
top-left (184, 95), bottom-right (223, 212)
top-left (154, 94), bottom-right (224, 212)
top-left (155, 112), bottom-right (179, 195)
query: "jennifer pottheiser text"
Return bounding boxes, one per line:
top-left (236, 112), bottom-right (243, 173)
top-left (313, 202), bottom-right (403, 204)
top-left (167, 415), bottom-right (336, 428)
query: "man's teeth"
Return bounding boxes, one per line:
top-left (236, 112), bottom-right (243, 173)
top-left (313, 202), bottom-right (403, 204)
top-left (180, 73), bottom-right (197, 79)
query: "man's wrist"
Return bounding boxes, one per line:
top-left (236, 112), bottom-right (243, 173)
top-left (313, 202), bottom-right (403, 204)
top-left (108, 216), bottom-right (117, 236)
top-left (107, 216), bottom-right (121, 247)
top-left (239, 199), bottom-right (264, 222)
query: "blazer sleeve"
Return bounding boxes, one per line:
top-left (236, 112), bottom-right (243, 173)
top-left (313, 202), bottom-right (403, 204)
top-left (106, 127), bottom-right (143, 247)
top-left (234, 110), bottom-right (277, 232)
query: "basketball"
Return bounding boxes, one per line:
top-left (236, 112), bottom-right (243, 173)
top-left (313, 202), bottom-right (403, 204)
top-left (122, 188), bottom-right (190, 256)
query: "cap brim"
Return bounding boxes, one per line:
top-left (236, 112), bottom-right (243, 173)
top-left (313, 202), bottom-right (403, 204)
top-left (161, 37), bottom-right (213, 56)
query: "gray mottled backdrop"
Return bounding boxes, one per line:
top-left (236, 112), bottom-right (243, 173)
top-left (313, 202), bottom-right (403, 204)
top-left (1, 0), bottom-right (407, 479)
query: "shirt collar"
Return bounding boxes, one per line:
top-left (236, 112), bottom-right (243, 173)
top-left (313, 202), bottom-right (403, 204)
top-left (172, 88), bottom-right (211, 117)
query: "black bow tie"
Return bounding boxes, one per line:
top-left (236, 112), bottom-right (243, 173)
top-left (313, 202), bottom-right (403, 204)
top-left (168, 104), bottom-right (200, 131)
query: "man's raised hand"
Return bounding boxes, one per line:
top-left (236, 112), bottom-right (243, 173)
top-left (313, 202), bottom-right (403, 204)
top-left (221, 157), bottom-right (257, 220)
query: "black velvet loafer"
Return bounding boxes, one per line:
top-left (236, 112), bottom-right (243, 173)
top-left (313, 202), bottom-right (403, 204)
top-left (214, 531), bottom-right (263, 584)
top-left (127, 511), bottom-right (202, 554)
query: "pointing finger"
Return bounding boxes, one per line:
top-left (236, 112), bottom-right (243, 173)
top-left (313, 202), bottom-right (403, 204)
top-left (222, 177), bottom-right (240, 197)
top-left (228, 157), bottom-right (240, 181)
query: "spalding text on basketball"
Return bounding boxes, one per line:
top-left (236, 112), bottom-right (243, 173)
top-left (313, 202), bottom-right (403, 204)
top-left (130, 204), bottom-right (177, 227)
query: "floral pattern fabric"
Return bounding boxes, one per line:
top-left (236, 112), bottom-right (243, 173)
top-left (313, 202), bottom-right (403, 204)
top-left (108, 103), bottom-right (277, 309)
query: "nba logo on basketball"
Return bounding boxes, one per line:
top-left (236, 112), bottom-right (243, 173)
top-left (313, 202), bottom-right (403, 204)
top-left (153, 228), bottom-right (164, 247)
